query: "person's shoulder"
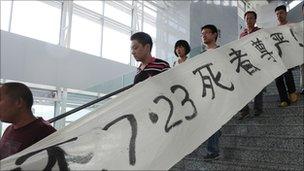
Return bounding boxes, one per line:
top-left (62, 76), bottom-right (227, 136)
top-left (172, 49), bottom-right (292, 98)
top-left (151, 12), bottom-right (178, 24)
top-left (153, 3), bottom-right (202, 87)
top-left (1, 125), bottom-right (13, 136)
top-left (146, 57), bottom-right (170, 72)
top-left (154, 57), bottom-right (169, 63)
top-left (153, 58), bottom-right (170, 67)
top-left (240, 29), bottom-right (247, 37)
top-left (36, 117), bottom-right (57, 132)
top-left (240, 28), bottom-right (247, 33)
top-left (255, 27), bottom-right (261, 31)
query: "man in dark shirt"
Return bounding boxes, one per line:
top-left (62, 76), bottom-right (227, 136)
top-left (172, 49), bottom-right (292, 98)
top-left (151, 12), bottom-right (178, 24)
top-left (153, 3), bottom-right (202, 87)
top-left (238, 11), bottom-right (264, 120)
top-left (0, 82), bottom-right (56, 160)
top-left (274, 5), bottom-right (299, 107)
top-left (130, 32), bottom-right (170, 84)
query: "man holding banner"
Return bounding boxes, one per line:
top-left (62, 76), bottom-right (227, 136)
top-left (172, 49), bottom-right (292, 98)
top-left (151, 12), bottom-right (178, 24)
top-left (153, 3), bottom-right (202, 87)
top-left (200, 24), bottom-right (222, 161)
top-left (130, 32), bottom-right (170, 84)
top-left (0, 82), bottom-right (56, 160)
top-left (238, 11), bottom-right (264, 120)
top-left (274, 5), bottom-right (299, 107)
top-left (0, 18), bottom-right (303, 171)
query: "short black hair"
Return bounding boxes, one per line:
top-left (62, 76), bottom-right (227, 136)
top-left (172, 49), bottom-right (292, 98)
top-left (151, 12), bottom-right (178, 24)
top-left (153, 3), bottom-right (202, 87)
top-left (2, 82), bottom-right (33, 109)
top-left (275, 5), bottom-right (287, 12)
top-left (174, 40), bottom-right (191, 57)
top-left (201, 24), bottom-right (218, 41)
top-left (130, 32), bottom-right (153, 52)
top-left (244, 11), bottom-right (257, 19)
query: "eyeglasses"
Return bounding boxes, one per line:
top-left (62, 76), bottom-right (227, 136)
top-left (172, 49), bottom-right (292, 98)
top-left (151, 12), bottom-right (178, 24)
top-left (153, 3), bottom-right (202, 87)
top-left (200, 31), bottom-right (213, 37)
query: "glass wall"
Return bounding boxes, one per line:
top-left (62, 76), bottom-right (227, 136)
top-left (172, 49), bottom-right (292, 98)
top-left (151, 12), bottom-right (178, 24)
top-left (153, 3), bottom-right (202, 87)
top-left (70, 14), bottom-right (102, 56)
top-left (0, 0), bottom-right (253, 64)
top-left (0, 0), bottom-right (192, 65)
top-left (10, 1), bottom-right (61, 44)
top-left (0, 80), bottom-right (101, 136)
top-left (102, 26), bottom-right (131, 64)
top-left (0, 0), bottom-right (251, 133)
top-left (0, 0), bottom-right (12, 31)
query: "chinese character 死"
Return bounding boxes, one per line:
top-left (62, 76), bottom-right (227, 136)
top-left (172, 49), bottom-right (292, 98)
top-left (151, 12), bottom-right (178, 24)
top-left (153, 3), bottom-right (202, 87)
top-left (193, 63), bottom-right (234, 99)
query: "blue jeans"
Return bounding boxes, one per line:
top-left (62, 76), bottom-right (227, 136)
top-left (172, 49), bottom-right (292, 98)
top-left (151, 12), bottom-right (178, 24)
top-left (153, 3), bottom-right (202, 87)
top-left (206, 130), bottom-right (222, 155)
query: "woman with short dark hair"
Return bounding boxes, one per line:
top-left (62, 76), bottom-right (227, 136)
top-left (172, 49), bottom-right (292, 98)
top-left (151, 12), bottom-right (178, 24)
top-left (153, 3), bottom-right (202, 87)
top-left (173, 40), bottom-right (191, 66)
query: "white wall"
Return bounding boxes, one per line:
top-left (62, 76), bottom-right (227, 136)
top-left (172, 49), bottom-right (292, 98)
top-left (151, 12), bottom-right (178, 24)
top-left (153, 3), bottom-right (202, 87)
top-left (255, 1), bottom-right (281, 28)
top-left (255, 1), bottom-right (303, 29)
top-left (189, 1), bottom-right (238, 50)
top-left (287, 1), bottom-right (304, 23)
top-left (0, 31), bottom-right (136, 91)
top-left (155, 1), bottom-right (191, 65)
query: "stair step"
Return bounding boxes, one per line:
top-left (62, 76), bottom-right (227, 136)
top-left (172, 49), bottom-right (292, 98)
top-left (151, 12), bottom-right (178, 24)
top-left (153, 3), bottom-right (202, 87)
top-left (265, 85), bottom-right (302, 95)
top-left (171, 157), bottom-right (304, 170)
top-left (260, 94), bottom-right (301, 102)
top-left (222, 124), bottom-right (303, 137)
top-left (191, 134), bottom-right (303, 154)
top-left (220, 134), bottom-right (303, 151)
top-left (253, 100), bottom-right (303, 108)
top-left (228, 114), bottom-right (303, 124)
top-left (186, 146), bottom-right (303, 166)
top-left (220, 146), bottom-right (303, 166)
top-left (244, 95), bottom-right (303, 108)
top-left (231, 105), bottom-right (303, 120)
top-left (261, 105), bottom-right (303, 115)
top-left (170, 90), bottom-right (304, 170)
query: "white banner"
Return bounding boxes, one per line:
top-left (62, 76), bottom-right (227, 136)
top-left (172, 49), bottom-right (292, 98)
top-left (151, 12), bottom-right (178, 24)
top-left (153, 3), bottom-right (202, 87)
top-left (1, 22), bottom-right (303, 170)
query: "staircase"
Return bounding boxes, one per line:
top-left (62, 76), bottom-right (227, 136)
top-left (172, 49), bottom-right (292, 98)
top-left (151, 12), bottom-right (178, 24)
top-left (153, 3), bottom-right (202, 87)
top-left (170, 67), bottom-right (304, 170)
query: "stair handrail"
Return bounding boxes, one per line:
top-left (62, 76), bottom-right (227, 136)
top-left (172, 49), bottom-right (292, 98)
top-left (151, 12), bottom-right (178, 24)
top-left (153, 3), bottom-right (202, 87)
top-left (48, 46), bottom-right (204, 123)
top-left (48, 84), bottom-right (134, 123)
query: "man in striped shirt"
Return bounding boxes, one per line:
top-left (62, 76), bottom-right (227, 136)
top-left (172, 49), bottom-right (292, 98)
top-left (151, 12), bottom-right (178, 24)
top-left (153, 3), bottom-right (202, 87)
top-left (130, 32), bottom-right (170, 84)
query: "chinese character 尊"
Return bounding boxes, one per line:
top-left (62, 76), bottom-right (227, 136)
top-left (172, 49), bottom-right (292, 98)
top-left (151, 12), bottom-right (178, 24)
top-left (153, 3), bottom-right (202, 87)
top-left (251, 38), bottom-right (276, 62)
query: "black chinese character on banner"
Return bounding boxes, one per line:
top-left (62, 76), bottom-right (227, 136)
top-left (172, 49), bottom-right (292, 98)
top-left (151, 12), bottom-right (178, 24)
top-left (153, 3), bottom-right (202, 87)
top-left (270, 32), bottom-right (290, 57)
top-left (12, 137), bottom-right (78, 171)
top-left (229, 48), bottom-right (260, 75)
top-left (251, 38), bottom-right (276, 62)
top-left (289, 28), bottom-right (304, 48)
top-left (193, 63), bottom-right (234, 99)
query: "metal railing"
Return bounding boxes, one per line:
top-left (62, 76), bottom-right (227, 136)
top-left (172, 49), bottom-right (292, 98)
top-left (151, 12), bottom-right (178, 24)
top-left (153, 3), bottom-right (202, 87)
top-left (48, 45), bottom-right (204, 123)
top-left (48, 84), bottom-right (134, 123)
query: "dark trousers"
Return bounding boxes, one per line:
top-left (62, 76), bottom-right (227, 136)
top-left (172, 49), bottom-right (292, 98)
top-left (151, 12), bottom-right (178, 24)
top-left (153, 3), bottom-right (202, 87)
top-left (275, 69), bottom-right (296, 102)
top-left (240, 89), bottom-right (264, 113)
top-left (206, 130), bottom-right (222, 155)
